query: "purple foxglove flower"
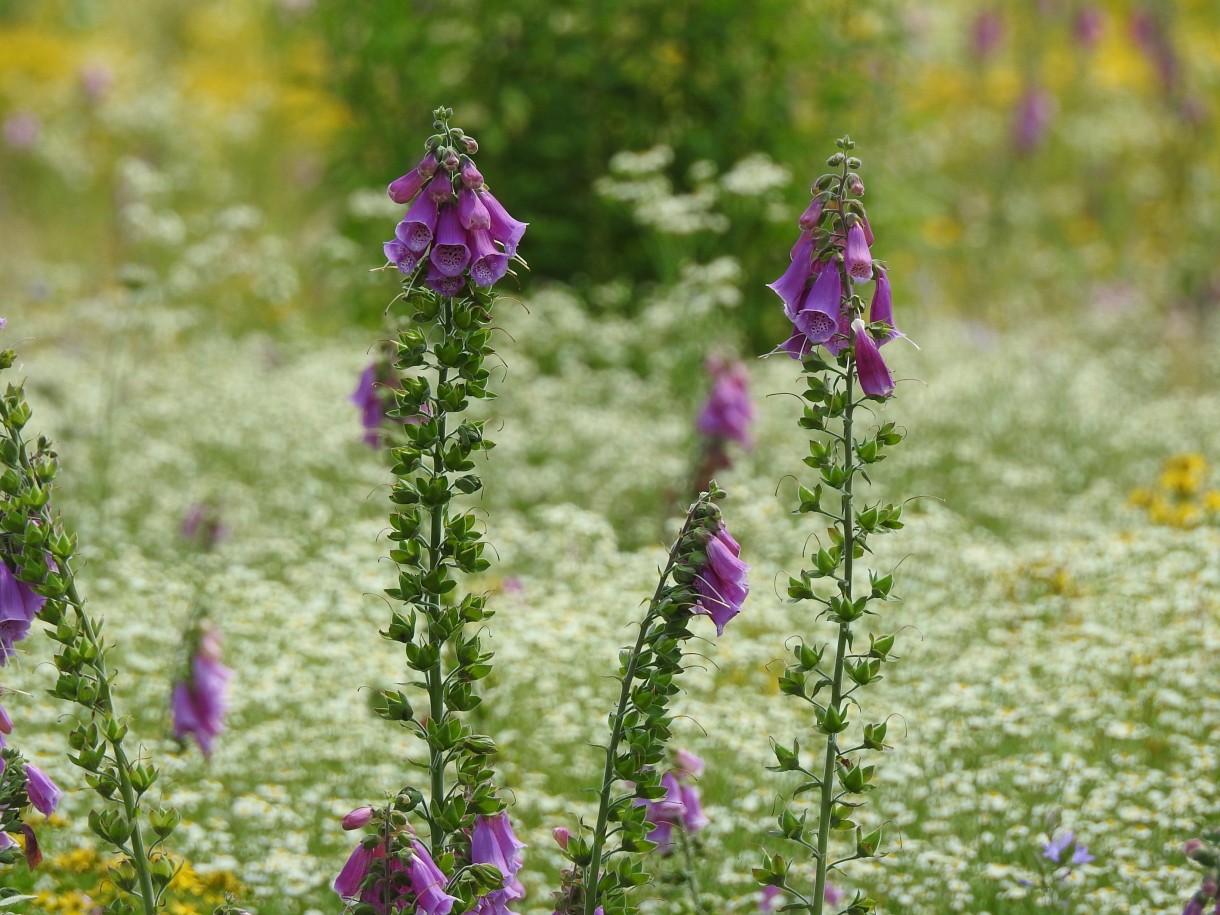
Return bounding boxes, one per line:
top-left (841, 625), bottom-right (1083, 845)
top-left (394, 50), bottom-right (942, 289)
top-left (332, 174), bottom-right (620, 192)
top-left (426, 171), bottom-right (455, 205)
top-left (389, 154), bottom-right (438, 204)
top-left (410, 839), bottom-right (459, 915)
top-left (678, 783), bottom-right (708, 833)
top-left (397, 193), bottom-right (440, 254)
top-left (25, 764), bottom-right (61, 816)
top-left (384, 239), bottom-right (422, 276)
top-left (697, 359), bottom-right (754, 448)
top-left (860, 213), bottom-right (875, 246)
top-left (0, 560), bottom-right (46, 666)
top-left (768, 232), bottom-right (817, 324)
top-left (430, 207), bottom-right (472, 278)
top-left (824, 883), bottom-right (847, 906)
top-left (798, 196), bottom-right (825, 232)
top-left (334, 840), bottom-right (379, 899)
top-left (970, 10), bottom-right (1004, 58)
top-left (759, 886), bottom-right (783, 913)
top-left (480, 190), bottom-right (527, 258)
top-left (851, 319), bottom-right (894, 399)
top-left (673, 748), bottom-right (704, 780)
top-left (1074, 6), bottom-right (1104, 48)
top-left (469, 229), bottom-right (510, 288)
top-left (796, 261), bottom-right (842, 344)
top-left (460, 161), bottom-right (485, 190)
top-left (1012, 86), bottom-right (1055, 154)
top-left (351, 364), bottom-right (384, 447)
top-left (342, 807), bottom-right (374, 830)
top-left (695, 524), bottom-right (748, 635)
top-left (171, 628), bottom-right (232, 757)
top-left (869, 268), bottom-right (901, 345)
top-left (552, 826), bottom-right (571, 849)
top-left (425, 262), bottom-right (466, 297)
top-left (472, 812), bottom-right (526, 914)
top-left (779, 325), bottom-right (815, 361)
top-left (845, 222), bottom-right (873, 283)
top-left (459, 187), bottom-right (492, 231)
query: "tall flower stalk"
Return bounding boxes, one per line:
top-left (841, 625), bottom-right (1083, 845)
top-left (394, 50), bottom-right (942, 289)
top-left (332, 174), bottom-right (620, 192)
top-left (343, 106), bottom-right (528, 913)
top-left (0, 342), bottom-right (179, 914)
top-left (757, 137), bottom-right (906, 914)
top-left (552, 486), bottom-right (747, 915)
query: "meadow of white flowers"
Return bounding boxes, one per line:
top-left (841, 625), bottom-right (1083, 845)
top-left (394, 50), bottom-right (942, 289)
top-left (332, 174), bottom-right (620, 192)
top-left (5, 281), bottom-right (1220, 913)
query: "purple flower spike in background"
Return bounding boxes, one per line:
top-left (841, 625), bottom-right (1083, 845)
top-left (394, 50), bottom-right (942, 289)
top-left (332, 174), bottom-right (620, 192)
top-left (697, 358), bottom-right (754, 449)
top-left (351, 363), bottom-right (385, 448)
top-left (171, 624), bottom-right (232, 757)
top-left (1013, 85), bottom-right (1055, 154)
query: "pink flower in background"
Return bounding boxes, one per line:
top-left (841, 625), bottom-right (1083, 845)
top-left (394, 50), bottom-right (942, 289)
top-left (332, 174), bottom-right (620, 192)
top-left (171, 625), bottom-right (232, 757)
top-left (1012, 86), bottom-right (1055, 154)
top-left (697, 358), bottom-right (754, 449)
top-left (694, 523), bottom-right (748, 635)
top-left (3, 112), bottom-right (40, 150)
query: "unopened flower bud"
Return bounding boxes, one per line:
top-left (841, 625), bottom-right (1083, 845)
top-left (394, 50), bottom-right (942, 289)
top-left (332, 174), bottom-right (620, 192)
top-left (846, 157), bottom-right (862, 169)
top-left (462, 136), bottom-right (479, 154)
top-left (342, 806), bottom-right (375, 830)
top-left (553, 826), bottom-right (571, 849)
top-left (849, 176), bottom-right (865, 196)
top-left (827, 153), bottom-right (845, 167)
top-left (442, 147), bottom-right (460, 172)
top-left (460, 160), bottom-right (485, 190)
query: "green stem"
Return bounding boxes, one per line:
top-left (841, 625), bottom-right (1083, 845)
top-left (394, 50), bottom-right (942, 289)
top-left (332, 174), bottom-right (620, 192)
top-left (581, 498), bottom-right (705, 915)
top-left (811, 355), bottom-right (855, 915)
top-left (425, 297), bottom-right (453, 859)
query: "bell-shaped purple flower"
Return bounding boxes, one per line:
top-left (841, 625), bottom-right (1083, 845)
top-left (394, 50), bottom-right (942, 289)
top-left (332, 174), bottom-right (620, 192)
top-left (481, 190), bottom-right (527, 258)
top-left (460, 160), bottom-right (485, 190)
top-left (25, 764), bottom-right (61, 817)
top-left (869, 269), bottom-right (901, 345)
top-left (334, 840), bottom-right (379, 899)
top-left (697, 359), bottom-right (754, 448)
top-left (426, 171), bottom-right (455, 205)
top-left (384, 240), bottom-right (422, 276)
top-left (673, 748), bottom-right (704, 780)
top-left (459, 187), bottom-right (491, 231)
top-left (798, 196), bottom-right (824, 232)
top-left (430, 207), bottom-right (472, 278)
top-left (425, 262), bottom-right (466, 297)
top-left (472, 812), bottom-right (526, 915)
top-left (695, 524), bottom-right (748, 635)
top-left (767, 232), bottom-right (817, 326)
top-left (397, 193), bottom-right (440, 255)
top-left (388, 154), bottom-right (439, 204)
top-left (352, 364), bottom-right (385, 447)
top-left (796, 261), bottom-right (842, 344)
top-left (845, 222), bottom-right (873, 283)
top-left (851, 319), bottom-right (894, 399)
top-left (0, 559), bottom-right (45, 666)
top-left (678, 783), bottom-right (708, 833)
top-left (410, 840), bottom-right (459, 915)
top-left (469, 229), bottom-right (510, 288)
top-left (171, 627), bottom-right (232, 757)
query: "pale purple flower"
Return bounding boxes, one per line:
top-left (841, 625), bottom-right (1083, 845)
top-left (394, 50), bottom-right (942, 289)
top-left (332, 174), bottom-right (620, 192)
top-left (971, 10), bottom-right (1004, 58)
top-left (759, 885), bottom-right (783, 913)
top-left (472, 812), bottom-right (526, 915)
top-left (851, 319), bottom-right (895, 399)
top-left (181, 503), bottom-right (229, 550)
top-left (334, 839), bottom-right (457, 915)
top-left (798, 196), bottom-right (825, 232)
top-left (845, 222), bottom-right (873, 283)
top-left (678, 783), bottom-right (708, 832)
top-left (3, 112), bottom-right (40, 150)
top-left (410, 839), bottom-right (460, 915)
top-left (1073, 7), bottom-right (1104, 48)
top-left (426, 262), bottom-right (466, 297)
top-left (389, 154), bottom-right (439, 204)
top-left (552, 826), bottom-right (571, 849)
top-left (25, 764), bottom-right (61, 816)
top-left (1070, 843), bottom-right (1095, 866)
top-left (0, 559), bottom-right (46, 665)
top-left (469, 228), bottom-right (510, 288)
top-left (351, 364), bottom-right (385, 447)
top-left (1183, 898), bottom-right (1204, 915)
top-left (869, 269), bottom-right (902, 345)
top-left (481, 190), bottom-right (527, 258)
top-left (459, 187), bottom-right (492, 231)
top-left (430, 207), bottom-right (472, 278)
top-left (697, 359), bottom-right (754, 448)
top-left (694, 524), bottom-right (748, 635)
top-left (343, 807), bottom-right (374, 830)
top-left (673, 748), bottom-right (704, 780)
top-left (426, 171), bottom-right (455, 205)
top-left (171, 627), bottom-right (232, 757)
top-left (824, 883), bottom-right (847, 906)
top-left (334, 840), bottom-right (379, 899)
top-left (397, 193), bottom-right (441, 254)
top-left (1043, 830), bottom-right (1093, 867)
top-left (1012, 86), bottom-right (1055, 154)
top-left (384, 239), bottom-right (422, 275)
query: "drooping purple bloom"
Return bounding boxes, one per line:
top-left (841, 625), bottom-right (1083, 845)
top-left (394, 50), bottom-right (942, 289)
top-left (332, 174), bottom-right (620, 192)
top-left (1012, 86), bottom-right (1055, 154)
top-left (845, 222), bottom-right (873, 283)
top-left (460, 161), bottom-right (485, 190)
top-left (171, 627), bottom-right (232, 757)
top-left (351, 364), bottom-right (385, 447)
top-left (334, 840), bottom-right (379, 899)
top-left (798, 196), bottom-right (825, 232)
top-left (409, 840), bottom-right (460, 915)
top-left (343, 807), bottom-right (374, 830)
top-left (869, 269), bottom-right (902, 345)
top-left (425, 262), bottom-right (466, 297)
top-left (388, 154), bottom-right (439, 204)
top-left (384, 239), bottom-right (422, 276)
top-left (426, 171), bottom-right (455, 205)
top-left (0, 559), bottom-right (46, 665)
top-left (397, 193), bottom-right (440, 255)
top-left (672, 748), bottom-right (704, 780)
top-left (430, 206), bottom-right (472, 278)
top-left (851, 319), bottom-right (895, 399)
top-left (481, 190), bottom-right (528, 258)
top-left (678, 783), bottom-right (708, 833)
top-left (469, 229), bottom-right (510, 288)
top-left (472, 812), bottom-right (526, 915)
top-left (694, 524), bottom-right (748, 635)
top-left (25, 764), bottom-right (61, 816)
top-left (459, 187), bottom-right (492, 231)
top-left (697, 359), bottom-right (754, 448)
top-left (767, 232), bottom-right (819, 327)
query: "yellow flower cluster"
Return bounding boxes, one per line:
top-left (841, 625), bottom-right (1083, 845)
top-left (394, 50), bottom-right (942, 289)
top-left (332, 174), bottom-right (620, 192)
top-left (1129, 453), bottom-right (1220, 527)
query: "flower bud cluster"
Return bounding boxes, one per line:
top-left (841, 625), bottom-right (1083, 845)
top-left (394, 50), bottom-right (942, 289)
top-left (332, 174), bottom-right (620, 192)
top-left (0, 337), bottom-right (178, 914)
top-left (560, 487), bottom-right (748, 915)
top-left (768, 138), bottom-right (900, 399)
top-left (384, 107), bottom-right (527, 294)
